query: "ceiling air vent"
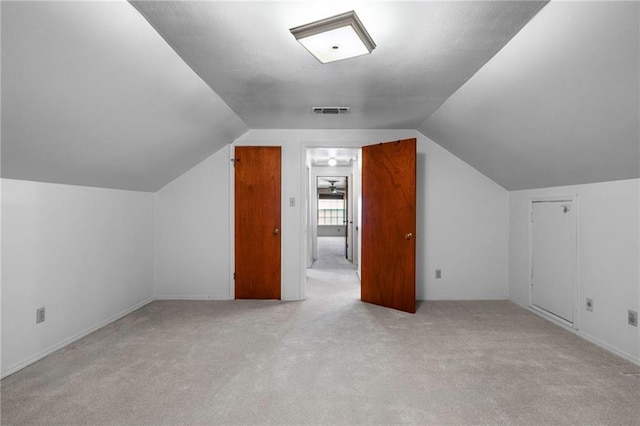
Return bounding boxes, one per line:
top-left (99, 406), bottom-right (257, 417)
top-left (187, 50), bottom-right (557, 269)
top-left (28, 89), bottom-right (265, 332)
top-left (312, 107), bottom-right (350, 115)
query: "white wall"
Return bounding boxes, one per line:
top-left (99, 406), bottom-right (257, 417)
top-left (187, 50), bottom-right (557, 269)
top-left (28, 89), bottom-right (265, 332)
top-left (155, 129), bottom-right (507, 302)
top-left (417, 131), bottom-right (509, 300)
top-left (233, 129), bottom-right (509, 301)
top-left (509, 179), bottom-right (640, 363)
top-left (1, 179), bottom-right (154, 377)
top-left (154, 145), bottom-right (232, 299)
top-left (317, 226), bottom-right (346, 237)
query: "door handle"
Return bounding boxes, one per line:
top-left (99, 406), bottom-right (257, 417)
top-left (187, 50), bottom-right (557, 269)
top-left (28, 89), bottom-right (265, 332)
top-left (405, 232), bottom-right (413, 240)
top-left (273, 228), bottom-right (280, 235)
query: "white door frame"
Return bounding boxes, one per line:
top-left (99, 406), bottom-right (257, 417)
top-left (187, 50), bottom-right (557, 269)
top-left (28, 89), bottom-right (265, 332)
top-left (228, 145), bottom-right (235, 300)
top-left (312, 167), bottom-right (352, 262)
top-left (528, 195), bottom-right (580, 329)
top-left (305, 164), bottom-right (313, 268)
top-left (299, 142), bottom-right (365, 299)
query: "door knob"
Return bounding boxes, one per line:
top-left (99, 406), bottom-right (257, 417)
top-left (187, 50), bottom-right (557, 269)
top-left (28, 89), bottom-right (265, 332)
top-left (273, 228), bottom-right (280, 235)
top-left (405, 232), bottom-right (413, 240)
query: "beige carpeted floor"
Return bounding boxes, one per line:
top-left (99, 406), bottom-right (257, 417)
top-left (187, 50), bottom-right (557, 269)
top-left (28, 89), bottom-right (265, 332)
top-left (312, 236), bottom-right (355, 270)
top-left (2, 238), bottom-right (639, 425)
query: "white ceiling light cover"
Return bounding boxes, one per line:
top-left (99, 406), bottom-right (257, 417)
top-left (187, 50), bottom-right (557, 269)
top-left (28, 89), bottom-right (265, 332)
top-left (290, 10), bottom-right (376, 64)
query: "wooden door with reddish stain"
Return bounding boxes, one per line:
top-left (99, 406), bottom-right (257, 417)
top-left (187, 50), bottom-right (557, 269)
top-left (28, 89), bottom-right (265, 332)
top-left (234, 146), bottom-right (281, 299)
top-left (361, 138), bottom-right (416, 313)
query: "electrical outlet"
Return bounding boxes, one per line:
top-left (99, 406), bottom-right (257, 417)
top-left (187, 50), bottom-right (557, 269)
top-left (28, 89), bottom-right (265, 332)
top-left (629, 310), bottom-right (638, 327)
top-left (586, 298), bottom-right (593, 312)
top-left (36, 307), bottom-right (46, 324)
top-left (435, 269), bottom-right (442, 279)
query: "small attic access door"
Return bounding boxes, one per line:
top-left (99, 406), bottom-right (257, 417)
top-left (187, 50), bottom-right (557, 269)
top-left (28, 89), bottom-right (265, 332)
top-left (361, 138), bottom-right (416, 313)
top-left (531, 199), bottom-right (577, 326)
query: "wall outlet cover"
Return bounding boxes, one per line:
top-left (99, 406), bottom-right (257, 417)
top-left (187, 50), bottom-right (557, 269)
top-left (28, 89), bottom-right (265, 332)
top-left (435, 269), bottom-right (442, 279)
top-left (629, 310), bottom-right (638, 327)
top-left (586, 298), bottom-right (593, 312)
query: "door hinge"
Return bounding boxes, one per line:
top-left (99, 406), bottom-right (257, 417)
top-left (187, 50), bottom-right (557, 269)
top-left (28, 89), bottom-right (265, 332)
top-left (233, 272), bottom-right (236, 280)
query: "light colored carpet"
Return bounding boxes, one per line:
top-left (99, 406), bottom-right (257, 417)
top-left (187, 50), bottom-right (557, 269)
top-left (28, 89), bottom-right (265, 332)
top-left (2, 256), bottom-right (639, 424)
top-left (312, 236), bottom-right (355, 271)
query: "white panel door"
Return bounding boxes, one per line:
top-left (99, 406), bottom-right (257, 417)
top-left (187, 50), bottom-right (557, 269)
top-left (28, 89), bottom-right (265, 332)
top-left (532, 201), bottom-right (575, 323)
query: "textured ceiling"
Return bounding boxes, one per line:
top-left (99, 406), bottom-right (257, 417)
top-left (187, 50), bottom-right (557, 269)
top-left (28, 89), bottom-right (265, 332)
top-left (1, 1), bottom-right (248, 191)
top-left (418, 1), bottom-right (639, 190)
top-left (3, 1), bottom-right (635, 193)
top-left (131, 1), bottom-right (547, 130)
top-left (308, 147), bottom-right (359, 168)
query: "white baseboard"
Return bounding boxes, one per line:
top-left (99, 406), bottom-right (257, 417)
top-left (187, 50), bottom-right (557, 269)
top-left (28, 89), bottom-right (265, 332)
top-left (421, 296), bottom-right (509, 301)
top-left (154, 295), bottom-right (232, 300)
top-left (6, 296), bottom-right (636, 379)
top-left (1, 298), bottom-right (154, 379)
top-left (574, 330), bottom-right (639, 367)
top-left (510, 298), bottom-right (640, 367)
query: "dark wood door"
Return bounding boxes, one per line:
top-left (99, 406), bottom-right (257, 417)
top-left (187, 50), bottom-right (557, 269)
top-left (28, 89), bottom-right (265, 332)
top-left (361, 138), bottom-right (416, 313)
top-left (235, 146), bottom-right (281, 299)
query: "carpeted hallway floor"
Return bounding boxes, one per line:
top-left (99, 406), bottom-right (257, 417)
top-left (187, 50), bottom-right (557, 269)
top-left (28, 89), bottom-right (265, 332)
top-left (2, 239), bottom-right (639, 424)
top-left (312, 236), bottom-right (355, 271)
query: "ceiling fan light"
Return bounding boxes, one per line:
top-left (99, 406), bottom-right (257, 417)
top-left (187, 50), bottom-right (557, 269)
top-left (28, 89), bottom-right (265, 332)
top-left (328, 158), bottom-right (338, 167)
top-left (290, 10), bottom-right (376, 64)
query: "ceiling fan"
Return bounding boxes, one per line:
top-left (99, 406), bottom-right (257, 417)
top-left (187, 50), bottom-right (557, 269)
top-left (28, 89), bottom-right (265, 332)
top-left (323, 179), bottom-right (345, 194)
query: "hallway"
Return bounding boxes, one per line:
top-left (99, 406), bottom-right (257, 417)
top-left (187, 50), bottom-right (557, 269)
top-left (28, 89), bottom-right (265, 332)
top-left (312, 236), bottom-right (355, 270)
top-left (307, 236), bottom-right (359, 301)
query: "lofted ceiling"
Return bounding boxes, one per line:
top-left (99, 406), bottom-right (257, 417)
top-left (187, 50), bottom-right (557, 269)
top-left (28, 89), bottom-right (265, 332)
top-left (418, 1), bottom-right (640, 190)
top-left (2, 1), bottom-right (637, 192)
top-left (1, 1), bottom-right (248, 191)
top-left (130, 1), bottom-right (547, 130)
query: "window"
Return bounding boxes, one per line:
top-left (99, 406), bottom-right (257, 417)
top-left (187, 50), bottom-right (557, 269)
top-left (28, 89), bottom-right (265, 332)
top-left (318, 198), bottom-right (345, 225)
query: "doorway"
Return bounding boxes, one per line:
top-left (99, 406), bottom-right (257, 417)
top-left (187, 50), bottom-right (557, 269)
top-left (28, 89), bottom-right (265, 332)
top-left (307, 148), bottom-right (360, 272)
top-left (305, 139), bottom-right (417, 313)
top-left (306, 148), bottom-right (360, 302)
top-left (531, 199), bottom-right (577, 326)
top-left (316, 176), bottom-right (350, 264)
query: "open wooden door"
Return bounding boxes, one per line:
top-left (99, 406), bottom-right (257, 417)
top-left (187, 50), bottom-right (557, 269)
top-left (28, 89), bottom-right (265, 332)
top-left (361, 138), bottom-right (416, 313)
top-left (235, 146), bottom-right (281, 299)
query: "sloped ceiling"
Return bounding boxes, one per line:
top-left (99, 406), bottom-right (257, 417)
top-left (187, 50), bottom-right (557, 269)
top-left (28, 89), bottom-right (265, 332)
top-left (3, 1), bottom-right (636, 192)
top-left (1, 1), bottom-right (248, 192)
top-left (130, 1), bottom-right (547, 129)
top-left (418, 1), bottom-right (639, 190)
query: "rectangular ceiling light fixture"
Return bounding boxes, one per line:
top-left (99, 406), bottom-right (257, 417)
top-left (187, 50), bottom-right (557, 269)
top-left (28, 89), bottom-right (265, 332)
top-left (290, 10), bottom-right (376, 64)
